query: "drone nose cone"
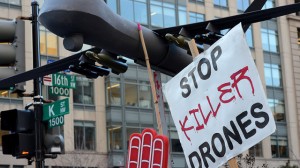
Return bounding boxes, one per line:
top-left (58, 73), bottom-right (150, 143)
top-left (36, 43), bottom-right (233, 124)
top-left (38, 0), bottom-right (111, 38)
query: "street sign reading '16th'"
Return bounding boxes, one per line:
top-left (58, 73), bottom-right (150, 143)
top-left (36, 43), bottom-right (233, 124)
top-left (43, 98), bottom-right (70, 121)
top-left (52, 73), bottom-right (76, 89)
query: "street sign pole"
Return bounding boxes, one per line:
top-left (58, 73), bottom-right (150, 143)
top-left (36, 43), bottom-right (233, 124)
top-left (31, 1), bottom-right (45, 168)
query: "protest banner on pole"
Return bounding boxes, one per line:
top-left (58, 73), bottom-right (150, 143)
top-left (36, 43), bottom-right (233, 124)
top-left (163, 23), bottom-right (276, 168)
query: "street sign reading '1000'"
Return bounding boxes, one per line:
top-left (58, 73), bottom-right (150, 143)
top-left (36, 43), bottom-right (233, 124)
top-left (43, 98), bottom-right (70, 121)
top-left (52, 73), bottom-right (76, 89)
top-left (48, 86), bottom-right (70, 97)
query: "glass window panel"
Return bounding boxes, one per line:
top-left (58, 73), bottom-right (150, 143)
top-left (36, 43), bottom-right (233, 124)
top-left (214, 0), bottom-right (227, 7)
top-left (164, 8), bottom-right (176, 27)
top-left (124, 67), bottom-right (137, 79)
top-left (126, 127), bottom-right (140, 148)
top-left (264, 63), bottom-right (282, 87)
top-left (189, 12), bottom-right (204, 24)
top-left (106, 80), bottom-right (121, 106)
top-left (268, 98), bottom-right (285, 122)
top-left (170, 131), bottom-right (183, 152)
top-left (140, 111), bottom-right (153, 124)
top-left (39, 26), bottom-right (58, 56)
top-left (0, 0), bottom-right (21, 5)
top-left (125, 83), bottom-right (138, 107)
top-left (151, 5), bottom-right (163, 27)
top-left (126, 110), bottom-right (139, 123)
top-left (245, 26), bottom-right (253, 47)
top-left (237, 0), bottom-right (249, 11)
top-left (139, 82), bottom-right (152, 108)
top-left (108, 126), bottom-right (123, 150)
top-left (261, 31), bottom-right (269, 51)
top-left (261, 28), bottom-right (278, 53)
top-left (134, 1), bottom-right (148, 25)
top-left (120, 0), bottom-right (134, 21)
top-left (40, 31), bottom-right (46, 55)
top-left (271, 136), bottom-right (288, 158)
top-left (73, 77), bottom-right (94, 105)
top-left (46, 33), bottom-right (58, 56)
top-left (85, 127), bottom-right (96, 150)
top-left (178, 10), bottom-right (187, 25)
top-left (74, 126), bottom-right (84, 149)
top-left (263, 0), bottom-right (274, 9)
top-left (74, 121), bottom-right (96, 151)
top-left (249, 142), bottom-right (263, 157)
top-left (111, 109), bottom-right (122, 122)
top-left (107, 0), bottom-right (117, 13)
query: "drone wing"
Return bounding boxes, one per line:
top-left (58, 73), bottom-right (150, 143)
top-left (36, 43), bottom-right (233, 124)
top-left (154, 2), bottom-right (300, 37)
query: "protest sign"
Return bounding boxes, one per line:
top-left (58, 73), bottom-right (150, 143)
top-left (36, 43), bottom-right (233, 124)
top-left (163, 23), bottom-right (276, 168)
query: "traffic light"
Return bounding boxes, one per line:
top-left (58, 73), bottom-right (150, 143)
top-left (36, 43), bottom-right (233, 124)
top-left (0, 109), bottom-right (35, 158)
top-left (44, 133), bottom-right (64, 154)
top-left (0, 18), bottom-right (25, 82)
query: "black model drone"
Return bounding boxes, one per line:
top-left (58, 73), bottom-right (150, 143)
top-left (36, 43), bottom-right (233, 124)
top-left (0, 0), bottom-right (299, 89)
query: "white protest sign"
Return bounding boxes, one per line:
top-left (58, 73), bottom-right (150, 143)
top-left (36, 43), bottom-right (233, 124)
top-left (163, 24), bottom-right (276, 168)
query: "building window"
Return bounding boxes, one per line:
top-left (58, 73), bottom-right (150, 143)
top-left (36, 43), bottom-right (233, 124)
top-left (120, 0), bottom-right (148, 25)
top-left (248, 142), bottom-right (263, 157)
top-left (106, 0), bottom-right (117, 13)
top-left (73, 76), bottom-right (94, 105)
top-left (40, 26), bottom-right (58, 56)
top-left (108, 125), bottom-right (123, 150)
top-left (0, 0), bottom-right (21, 6)
top-left (150, 0), bottom-right (176, 28)
top-left (263, 0), bottom-right (275, 9)
top-left (261, 28), bottom-right (279, 53)
top-left (264, 63), bottom-right (282, 87)
top-left (189, 0), bottom-right (204, 3)
top-left (189, 12), bottom-right (204, 24)
top-left (237, 0), bottom-right (249, 11)
top-left (271, 136), bottom-right (288, 158)
top-left (0, 165), bottom-right (9, 168)
top-left (214, 0), bottom-right (228, 8)
top-left (268, 98), bottom-right (285, 122)
top-left (138, 81), bottom-right (152, 109)
top-left (13, 166), bottom-right (24, 168)
top-left (0, 89), bottom-right (20, 98)
top-left (126, 127), bottom-right (140, 149)
top-left (125, 80), bottom-right (138, 107)
top-left (74, 121), bottom-right (96, 151)
top-left (106, 78), bottom-right (121, 106)
top-left (170, 131), bottom-right (183, 152)
top-left (178, 1), bottom-right (187, 25)
top-left (245, 26), bottom-right (254, 48)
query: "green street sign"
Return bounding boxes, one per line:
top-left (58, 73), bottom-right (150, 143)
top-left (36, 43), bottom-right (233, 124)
top-left (43, 98), bottom-right (70, 121)
top-left (52, 73), bottom-right (76, 89)
top-left (48, 116), bottom-right (64, 128)
top-left (48, 86), bottom-right (70, 97)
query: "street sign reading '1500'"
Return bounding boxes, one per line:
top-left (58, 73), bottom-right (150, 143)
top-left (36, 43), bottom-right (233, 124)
top-left (43, 98), bottom-right (70, 121)
top-left (48, 116), bottom-right (64, 128)
top-left (52, 73), bottom-right (76, 89)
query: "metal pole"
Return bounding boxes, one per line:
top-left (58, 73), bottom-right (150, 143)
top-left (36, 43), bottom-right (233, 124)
top-left (31, 1), bottom-right (44, 168)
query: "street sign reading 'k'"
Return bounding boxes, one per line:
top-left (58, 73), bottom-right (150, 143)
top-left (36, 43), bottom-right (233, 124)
top-left (43, 98), bottom-right (70, 121)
